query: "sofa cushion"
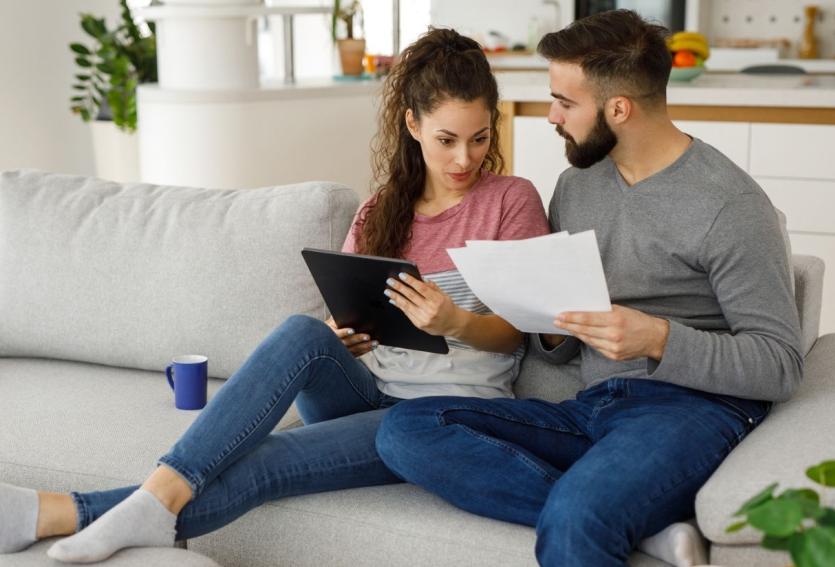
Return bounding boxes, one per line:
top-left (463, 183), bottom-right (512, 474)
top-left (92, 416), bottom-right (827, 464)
top-left (0, 170), bottom-right (358, 379)
top-left (187, 483), bottom-right (671, 567)
top-left (0, 358), bottom-right (298, 493)
top-left (695, 333), bottom-right (835, 545)
top-left (0, 539), bottom-right (221, 567)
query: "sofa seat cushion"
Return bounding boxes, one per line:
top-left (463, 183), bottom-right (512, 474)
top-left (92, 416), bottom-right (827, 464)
top-left (188, 483), bottom-right (670, 567)
top-left (0, 539), bottom-right (221, 567)
top-left (0, 358), bottom-right (298, 493)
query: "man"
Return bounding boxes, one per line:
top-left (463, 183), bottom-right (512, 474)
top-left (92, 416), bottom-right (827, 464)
top-left (374, 10), bottom-right (803, 567)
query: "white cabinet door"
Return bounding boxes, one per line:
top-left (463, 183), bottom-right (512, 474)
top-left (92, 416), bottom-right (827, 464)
top-left (750, 124), bottom-right (835, 179)
top-left (674, 120), bottom-right (750, 171)
top-left (756, 177), bottom-right (835, 235)
top-left (512, 116), bottom-right (570, 209)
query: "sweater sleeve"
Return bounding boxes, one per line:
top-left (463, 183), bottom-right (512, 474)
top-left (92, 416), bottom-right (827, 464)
top-left (647, 193), bottom-right (803, 402)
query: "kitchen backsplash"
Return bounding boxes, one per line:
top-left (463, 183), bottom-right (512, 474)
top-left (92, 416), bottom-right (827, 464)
top-left (706, 0), bottom-right (835, 58)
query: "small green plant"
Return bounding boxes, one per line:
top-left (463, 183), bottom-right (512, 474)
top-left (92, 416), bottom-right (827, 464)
top-left (331, 0), bottom-right (363, 42)
top-left (727, 460), bottom-right (835, 567)
top-left (69, 0), bottom-right (156, 132)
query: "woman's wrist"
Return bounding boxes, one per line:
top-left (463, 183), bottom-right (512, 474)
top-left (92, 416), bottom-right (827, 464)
top-left (446, 306), bottom-right (472, 340)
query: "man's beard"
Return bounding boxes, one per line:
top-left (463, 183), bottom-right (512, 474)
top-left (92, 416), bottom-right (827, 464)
top-left (556, 108), bottom-right (617, 169)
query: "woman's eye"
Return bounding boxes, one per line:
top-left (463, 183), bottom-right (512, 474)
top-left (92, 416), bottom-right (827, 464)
top-left (473, 136), bottom-right (489, 144)
top-left (438, 138), bottom-right (453, 146)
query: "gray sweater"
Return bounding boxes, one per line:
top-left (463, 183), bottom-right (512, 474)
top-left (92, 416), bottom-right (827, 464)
top-left (532, 138), bottom-right (803, 402)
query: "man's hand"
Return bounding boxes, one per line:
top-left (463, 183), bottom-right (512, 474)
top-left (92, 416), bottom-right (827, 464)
top-left (555, 305), bottom-right (670, 362)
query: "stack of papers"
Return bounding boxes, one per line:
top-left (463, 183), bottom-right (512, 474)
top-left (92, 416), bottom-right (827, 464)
top-left (447, 231), bottom-right (611, 334)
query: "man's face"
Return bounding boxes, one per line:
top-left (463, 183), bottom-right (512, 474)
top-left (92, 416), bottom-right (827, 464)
top-left (547, 62), bottom-right (618, 169)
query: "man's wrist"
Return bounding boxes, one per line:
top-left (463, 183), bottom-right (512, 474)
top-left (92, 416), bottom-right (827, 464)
top-left (649, 318), bottom-right (670, 361)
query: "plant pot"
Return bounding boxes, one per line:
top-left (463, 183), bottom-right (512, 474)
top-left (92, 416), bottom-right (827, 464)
top-left (337, 38), bottom-right (366, 76)
top-left (90, 121), bottom-right (140, 183)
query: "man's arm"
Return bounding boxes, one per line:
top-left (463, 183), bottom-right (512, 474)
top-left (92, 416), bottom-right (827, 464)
top-left (558, 195), bottom-right (803, 402)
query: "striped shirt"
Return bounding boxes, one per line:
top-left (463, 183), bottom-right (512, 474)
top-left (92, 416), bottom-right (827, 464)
top-left (342, 171), bottom-right (550, 399)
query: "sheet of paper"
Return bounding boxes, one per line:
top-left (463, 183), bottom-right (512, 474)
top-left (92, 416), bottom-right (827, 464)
top-left (447, 230), bottom-right (611, 334)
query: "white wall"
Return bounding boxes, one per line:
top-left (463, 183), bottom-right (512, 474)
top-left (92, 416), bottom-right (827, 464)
top-left (0, 0), bottom-right (124, 175)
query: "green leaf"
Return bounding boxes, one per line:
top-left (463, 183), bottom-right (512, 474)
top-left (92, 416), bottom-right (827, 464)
top-left (75, 56), bottom-right (92, 68)
top-left (806, 461), bottom-right (835, 487)
top-left (80, 16), bottom-right (101, 38)
top-left (790, 526), bottom-right (835, 567)
top-left (96, 62), bottom-right (114, 75)
top-left (781, 489), bottom-right (824, 519)
top-left (762, 534), bottom-right (793, 550)
top-left (70, 42), bottom-right (91, 55)
top-left (75, 74), bottom-right (91, 81)
top-left (748, 498), bottom-right (805, 538)
top-left (70, 95), bottom-right (85, 102)
top-left (726, 520), bottom-right (748, 533)
top-left (819, 508), bottom-right (835, 527)
top-left (734, 483), bottom-right (779, 516)
top-left (79, 108), bottom-right (92, 122)
top-left (72, 84), bottom-right (87, 91)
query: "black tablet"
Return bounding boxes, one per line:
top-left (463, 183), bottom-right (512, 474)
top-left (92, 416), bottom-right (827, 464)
top-left (301, 248), bottom-right (449, 354)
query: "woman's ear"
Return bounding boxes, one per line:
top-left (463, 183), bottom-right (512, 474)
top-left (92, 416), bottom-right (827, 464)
top-left (405, 109), bottom-right (420, 141)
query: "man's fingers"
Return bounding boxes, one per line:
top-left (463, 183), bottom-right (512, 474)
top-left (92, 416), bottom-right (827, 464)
top-left (556, 311), bottom-right (611, 327)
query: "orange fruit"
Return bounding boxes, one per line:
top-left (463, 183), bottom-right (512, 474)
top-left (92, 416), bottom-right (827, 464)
top-left (673, 50), bottom-right (697, 68)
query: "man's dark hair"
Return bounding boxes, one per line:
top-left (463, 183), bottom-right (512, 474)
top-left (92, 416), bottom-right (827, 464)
top-left (537, 9), bottom-right (671, 107)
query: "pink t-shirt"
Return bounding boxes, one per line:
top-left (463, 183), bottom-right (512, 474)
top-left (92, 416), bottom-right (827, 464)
top-left (342, 171), bottom-right (550, 274)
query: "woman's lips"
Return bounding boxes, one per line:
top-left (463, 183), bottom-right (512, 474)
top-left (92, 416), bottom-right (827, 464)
top-left (448, 171), bottom-right (472, 181)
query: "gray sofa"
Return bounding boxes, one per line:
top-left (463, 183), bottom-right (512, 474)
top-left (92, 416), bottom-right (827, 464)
top-left (0, 169), bottom-right (829, 567)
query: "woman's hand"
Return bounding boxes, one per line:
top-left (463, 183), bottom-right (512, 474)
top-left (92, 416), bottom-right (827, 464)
top-left (325, 317), bottom-right (378, 357)
top-left (384, 273), bottom-right (464, 337)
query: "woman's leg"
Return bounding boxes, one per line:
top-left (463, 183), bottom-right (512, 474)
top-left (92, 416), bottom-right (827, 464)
top-left (45, 315), bottom-right (387, 562)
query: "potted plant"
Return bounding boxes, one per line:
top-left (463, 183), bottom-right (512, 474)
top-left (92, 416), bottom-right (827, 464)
top-left (69, 0), bottom-right (156, 181)
top-left (331, 0), bottom-right (365, 76)
top-left (726, 460), bottom-right (835, 567)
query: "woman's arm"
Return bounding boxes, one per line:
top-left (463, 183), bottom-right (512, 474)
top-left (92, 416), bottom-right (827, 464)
top-left (385, 273), bottom-right (522, 354)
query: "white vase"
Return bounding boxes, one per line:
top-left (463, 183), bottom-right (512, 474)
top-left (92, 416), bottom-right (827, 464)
top-left (90, 121), bottom-right (140, 183)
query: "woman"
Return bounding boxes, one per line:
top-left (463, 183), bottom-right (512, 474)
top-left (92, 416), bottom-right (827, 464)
top-left (0, 28), bottom-right (549, 563)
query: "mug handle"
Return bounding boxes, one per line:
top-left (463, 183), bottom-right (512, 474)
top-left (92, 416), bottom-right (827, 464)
top-left (166, 364), bottom-right (175, 391)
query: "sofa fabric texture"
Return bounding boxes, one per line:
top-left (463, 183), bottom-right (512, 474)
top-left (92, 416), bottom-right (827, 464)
top-left (1, 171), bottom-right (829, 567)
top-left (0, 538), bottom-right (221, 567)
top-left (0, 170), bottom-right (357, 379)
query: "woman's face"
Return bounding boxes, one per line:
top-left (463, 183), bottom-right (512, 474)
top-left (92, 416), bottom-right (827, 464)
top-left (406, 98), bottom-right (492, 193)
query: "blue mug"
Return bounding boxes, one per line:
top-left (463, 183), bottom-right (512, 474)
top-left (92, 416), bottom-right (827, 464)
top-left (165, 355), bottom-right (208, 410)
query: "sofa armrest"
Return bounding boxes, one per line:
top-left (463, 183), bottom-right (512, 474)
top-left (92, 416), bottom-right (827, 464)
top-left (694, 333), bottom-right (835, 545)
top-left (792, 254), bottom-right (825, 356)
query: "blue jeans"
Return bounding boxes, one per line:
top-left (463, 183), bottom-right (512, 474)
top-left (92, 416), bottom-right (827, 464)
top-left (72, 315), bottom-right (402, 539)
top-left (376, 378), bottom-right (770, 567)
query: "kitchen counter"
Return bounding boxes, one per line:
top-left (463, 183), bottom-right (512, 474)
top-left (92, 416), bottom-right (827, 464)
top-left (496, 71), bottom-right (835, 108)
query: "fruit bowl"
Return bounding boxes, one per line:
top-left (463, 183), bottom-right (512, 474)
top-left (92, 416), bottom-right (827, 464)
top-left (669, 66), bottom-right (704, 82)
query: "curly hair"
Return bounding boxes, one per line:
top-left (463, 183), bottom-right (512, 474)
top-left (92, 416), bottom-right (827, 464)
top-left (355, 27), bottom-right (503, 259)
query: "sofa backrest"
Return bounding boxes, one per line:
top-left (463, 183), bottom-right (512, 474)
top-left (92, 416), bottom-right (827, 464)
top-left (0, 170), bottom-right (358, 379)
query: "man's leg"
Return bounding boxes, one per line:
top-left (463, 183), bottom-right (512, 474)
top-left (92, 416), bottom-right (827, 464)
top-left (376, 395), bottom-right (594, 526)
top-left (534, 379), bottom-right (767, 567)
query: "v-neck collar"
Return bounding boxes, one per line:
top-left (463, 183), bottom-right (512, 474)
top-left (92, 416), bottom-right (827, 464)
top-left (612, 137), bottom-right (697, 193)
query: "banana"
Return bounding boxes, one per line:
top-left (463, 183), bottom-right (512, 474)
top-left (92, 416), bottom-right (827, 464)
top-left (671, 31), bottom-right (708, 45)
top-left (668, 38), bottom-right (709, 60)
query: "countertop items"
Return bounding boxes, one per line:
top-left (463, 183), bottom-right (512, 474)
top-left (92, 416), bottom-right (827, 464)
top-left (496, 71), bottom-right (835, 108)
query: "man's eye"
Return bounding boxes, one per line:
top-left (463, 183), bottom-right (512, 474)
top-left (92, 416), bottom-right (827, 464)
top-left (559, 102), bottom-right (571, 110)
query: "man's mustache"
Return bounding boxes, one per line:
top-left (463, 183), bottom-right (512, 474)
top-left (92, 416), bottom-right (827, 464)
top-left (555, 125), bottom-right (575, 144)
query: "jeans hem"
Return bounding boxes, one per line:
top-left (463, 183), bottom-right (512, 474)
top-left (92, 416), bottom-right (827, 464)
top-left (158, 455), bottom-right (203, 497)
top-left (69, 491), bottom-right (88, 532)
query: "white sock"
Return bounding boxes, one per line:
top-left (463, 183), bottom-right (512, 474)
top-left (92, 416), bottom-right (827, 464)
top-left (0, 483), bottom-right (39, 553)
top-left (46, 489), bottom-right (176, 563)
top-left (638, 520), bottom-right (708, 567)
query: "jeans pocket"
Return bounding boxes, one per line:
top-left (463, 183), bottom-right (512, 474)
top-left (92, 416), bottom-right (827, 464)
top-left (714, 395), bottom-right (771, 433)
